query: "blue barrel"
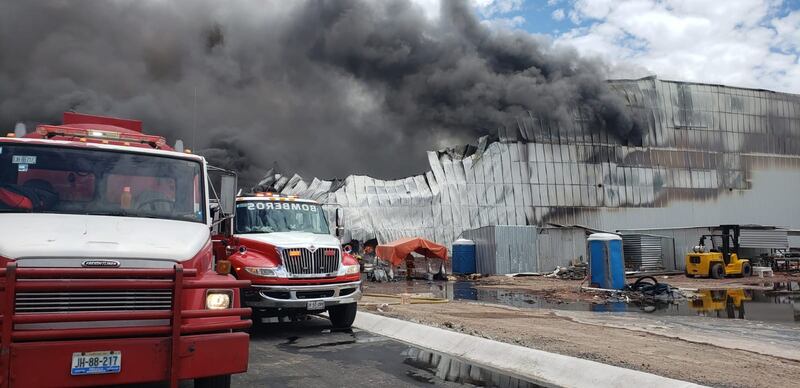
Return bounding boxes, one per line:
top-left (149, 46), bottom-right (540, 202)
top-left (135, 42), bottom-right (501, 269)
top-left (452, 238), bottom-right (476, 274)
top-left (588, 233), bottom-right (625, 290)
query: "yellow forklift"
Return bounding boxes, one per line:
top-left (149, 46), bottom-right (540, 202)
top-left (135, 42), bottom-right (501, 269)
top-left (685, 225), bottom-right (752, 278)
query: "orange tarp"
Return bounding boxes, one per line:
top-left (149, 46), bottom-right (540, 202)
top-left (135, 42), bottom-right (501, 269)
top-left (375, 237), bottom-right (449, 266)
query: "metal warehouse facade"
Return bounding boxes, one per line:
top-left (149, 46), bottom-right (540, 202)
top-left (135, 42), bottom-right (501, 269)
top-left (263, 77), bottom-right (800, 248)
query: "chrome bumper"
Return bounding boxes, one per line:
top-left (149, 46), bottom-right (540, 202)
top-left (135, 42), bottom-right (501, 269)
top-left (243, 281), bottom-right (361, 309)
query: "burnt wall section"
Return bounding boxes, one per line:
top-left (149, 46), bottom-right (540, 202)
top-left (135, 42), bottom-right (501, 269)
top-left (262, 77), bottom-right (800, 247)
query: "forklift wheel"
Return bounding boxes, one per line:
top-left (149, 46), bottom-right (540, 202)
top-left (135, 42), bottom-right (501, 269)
top-left (741, 262), bottom-right (752, 277)
top-left (710, 263), bottom-right (725, 279)
top-left (684, 271), bottom-right (694, 278)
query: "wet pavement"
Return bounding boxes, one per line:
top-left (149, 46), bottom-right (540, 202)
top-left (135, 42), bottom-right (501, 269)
top-left (229, 316), bottom-right (541, 387)
top-left (365, 279), bottom-right (800, 325)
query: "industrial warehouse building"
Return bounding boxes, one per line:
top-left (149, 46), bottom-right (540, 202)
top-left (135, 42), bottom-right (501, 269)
top-left (259, 76), bottom-right (800, 271)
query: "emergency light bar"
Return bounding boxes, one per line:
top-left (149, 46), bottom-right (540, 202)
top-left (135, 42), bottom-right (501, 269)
top-left (246, 192), bottom-right (300, 200)
top-left (34, 124), bottom-right (168, 149)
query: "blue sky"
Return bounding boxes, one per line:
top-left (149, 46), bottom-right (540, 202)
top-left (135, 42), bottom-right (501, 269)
top-left (414, 0), bottom-right (800, 93)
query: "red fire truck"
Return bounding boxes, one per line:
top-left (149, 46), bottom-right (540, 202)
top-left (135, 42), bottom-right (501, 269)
top-left (0, 113), bottom-right (251, 387)
top-left (227, 193), bottom-right (361, 328)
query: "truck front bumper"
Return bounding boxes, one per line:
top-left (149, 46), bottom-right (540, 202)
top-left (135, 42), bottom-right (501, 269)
top-left (242, 281), bottom-right (362, 309)
top-left (8, 332), bottom-right (249, 387)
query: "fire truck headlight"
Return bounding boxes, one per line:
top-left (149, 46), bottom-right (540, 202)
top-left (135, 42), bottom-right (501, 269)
top-left (205, 290), bottom-right (233, 310)
top-left (344, 264), bottom-right (360, 275)
top-left (244, 267), bottom-right (277, 277)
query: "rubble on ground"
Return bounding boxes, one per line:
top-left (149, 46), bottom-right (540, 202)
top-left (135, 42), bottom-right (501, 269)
top-left (544, 263), bottom-right (587, 280)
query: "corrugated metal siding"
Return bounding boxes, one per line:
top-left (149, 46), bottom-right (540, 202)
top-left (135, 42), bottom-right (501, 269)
top-left (494, 226), bottom-right (537, 274)
top-left (460, 226), bottom-right (497, 275)
top-left (461, 226), bottom-right (537, 274)
top-left (789, 236), bottom-right (800, 249)
top-left (536, 227), bottom-right (587, 272)
top-left (737, 229), bottom-right (788, 249)
top-left (622, 234), bottom-right (665, 271)
top-left (618, 227), bottom-right (710, 271)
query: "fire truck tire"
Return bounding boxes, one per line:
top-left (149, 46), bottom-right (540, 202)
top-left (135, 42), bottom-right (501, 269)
top-left (328, 303), bottom-right (357, 329)
top-left (195, 374), bottom-right (231, 388)
top-left (710, 263), bottom-right (724, 279)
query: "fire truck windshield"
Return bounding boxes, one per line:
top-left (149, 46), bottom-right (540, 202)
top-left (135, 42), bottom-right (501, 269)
top-left (0, 143), bottom-right (205, 223)
top-left (235, 201), bottom-right (330, 234)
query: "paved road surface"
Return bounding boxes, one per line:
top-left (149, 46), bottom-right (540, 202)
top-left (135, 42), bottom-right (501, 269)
top-left (231, 316), bottom-right (467, 387)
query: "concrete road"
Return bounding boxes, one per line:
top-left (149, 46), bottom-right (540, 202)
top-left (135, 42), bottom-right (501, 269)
top-left (232, 316), bottom-right (467, 387)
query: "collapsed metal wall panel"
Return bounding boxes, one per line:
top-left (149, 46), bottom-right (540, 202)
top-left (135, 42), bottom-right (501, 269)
top-left (262, 78), bottom-right (800, 251)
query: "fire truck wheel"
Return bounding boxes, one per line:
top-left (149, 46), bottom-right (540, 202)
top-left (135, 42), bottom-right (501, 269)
top-left (195, 374), bottom-right (231, 388)
top-left (328, 303), bottom-right (357, 329)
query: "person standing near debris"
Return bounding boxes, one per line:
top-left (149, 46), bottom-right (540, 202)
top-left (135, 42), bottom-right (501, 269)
top-left (405, 254), bottom-right (415, 280)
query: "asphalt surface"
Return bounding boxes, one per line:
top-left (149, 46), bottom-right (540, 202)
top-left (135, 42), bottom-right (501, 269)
top-left (231, 316), bottom-right (468, 387)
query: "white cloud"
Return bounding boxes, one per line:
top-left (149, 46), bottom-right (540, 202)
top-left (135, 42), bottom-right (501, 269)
top-left (771, 10), bottom-right (800, 53)
top-left (552, 8), bottom-right (565, 21)
top-left (555, 0), bottom-right (800, 93)
top-left (481, 15), bottom-right (527, 30)
top-left (470, 0), bottom-right (524, 17)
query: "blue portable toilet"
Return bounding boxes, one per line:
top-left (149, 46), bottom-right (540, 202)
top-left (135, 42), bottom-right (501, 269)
top-left (587, 233), bottom-right (625, 290)
top-left (452, 238), bottom-right (476, 274)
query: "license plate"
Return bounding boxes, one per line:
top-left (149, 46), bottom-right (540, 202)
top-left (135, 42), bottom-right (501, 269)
top-left (71, 351), bottom-right (121, 375)
top-left (307, 300), bottom-right (325, 310)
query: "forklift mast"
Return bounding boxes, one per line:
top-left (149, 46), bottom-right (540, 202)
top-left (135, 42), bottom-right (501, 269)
top-left (719, 224), bottom-right (741, 265)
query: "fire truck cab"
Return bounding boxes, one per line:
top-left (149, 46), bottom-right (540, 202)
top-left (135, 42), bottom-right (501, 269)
top-left (0, 113), bottom-right (250, 387)
top-left (228, 193), bottom-right (361, 328)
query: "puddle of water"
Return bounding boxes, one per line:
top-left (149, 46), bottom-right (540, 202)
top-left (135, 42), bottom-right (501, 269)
top-left (458, 281), bottom-right (800, 325)
top-left (366, 279), bottom-right (800, 324)
top-left (403, 347), bottom-right (542, 387)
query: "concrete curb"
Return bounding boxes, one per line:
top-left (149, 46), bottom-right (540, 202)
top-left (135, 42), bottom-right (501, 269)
top-left (354, 311), bottom-right (705, 388)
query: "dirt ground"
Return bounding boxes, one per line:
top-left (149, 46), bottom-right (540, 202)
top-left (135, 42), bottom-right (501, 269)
top-left (360, 299), bottom-right (800, 388)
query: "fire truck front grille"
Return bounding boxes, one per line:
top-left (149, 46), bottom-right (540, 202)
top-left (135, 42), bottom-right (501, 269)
top-left (281, 248), bottom-right (340, 276)
top-left (14, 290), bottom-right (173, 313)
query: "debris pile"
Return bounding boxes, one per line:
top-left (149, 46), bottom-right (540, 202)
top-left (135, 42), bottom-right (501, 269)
top-left (544, 263), bottom-right (587, 280)
top-left (622, 276), bottom-right (682, 304)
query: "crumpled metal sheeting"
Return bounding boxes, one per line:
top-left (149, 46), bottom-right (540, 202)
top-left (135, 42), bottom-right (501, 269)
top-left (265, 78), bottom-right (800, 249)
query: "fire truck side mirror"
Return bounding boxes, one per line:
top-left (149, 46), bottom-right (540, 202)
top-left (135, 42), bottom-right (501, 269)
top-left (335, 207), bottom-right (345, 237)
top-left (219, 174), bottom-right (237, 216)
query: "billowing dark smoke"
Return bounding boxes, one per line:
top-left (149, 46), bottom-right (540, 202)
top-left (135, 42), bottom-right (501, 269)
top-left (0, 0), bottom-right (639, 187)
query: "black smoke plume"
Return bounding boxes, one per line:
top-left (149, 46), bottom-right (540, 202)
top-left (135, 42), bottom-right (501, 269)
top-left (0, 0), bottom-right (639, 187)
